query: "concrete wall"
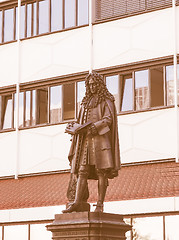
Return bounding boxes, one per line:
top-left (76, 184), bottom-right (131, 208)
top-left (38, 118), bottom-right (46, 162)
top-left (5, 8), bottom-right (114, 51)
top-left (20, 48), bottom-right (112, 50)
top-left (0, 108), bottom-right (176, 176)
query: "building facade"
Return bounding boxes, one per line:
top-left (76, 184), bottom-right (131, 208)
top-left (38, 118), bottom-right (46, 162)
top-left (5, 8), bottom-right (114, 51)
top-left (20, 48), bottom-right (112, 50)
top-left (0, 0), bottom-right (179, 239)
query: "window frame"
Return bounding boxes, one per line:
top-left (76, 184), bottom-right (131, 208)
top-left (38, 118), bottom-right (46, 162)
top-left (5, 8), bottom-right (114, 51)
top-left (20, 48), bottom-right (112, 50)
top-left (0, 0), bottom-right (89, 44)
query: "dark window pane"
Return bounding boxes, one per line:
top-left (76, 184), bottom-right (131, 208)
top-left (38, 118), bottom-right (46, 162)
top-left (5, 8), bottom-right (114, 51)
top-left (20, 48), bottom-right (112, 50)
top-left (63, 83), bottom-right (75, 120)
top-left (37, 88), bottom-right (48, 124)
top-left (50, 85), bottom-right (62, 123)
top-left (77, 81), bottom-right (85, 114)
top-left (106, 75), bottom-right (119, 113)
top-left (65, 0), bottom-right (76, 28)
top-left (27, 4), bottom-right (32, 37)
top-left (20, 5), bottom-right (25, 38)
top-left (4, 8), bottom-right (14, 42)
top-left (39, 0), bottom-right (49, 34)
top-left (1, 95), bottom-right (13, 129)
top-left (0, 11), bottom-right (2, 43)
top-left (33, 2), bottom-right (37, 36)
top-left (120, 75), bottom-right (133, 112)
top-left (135, 70), bottom-right (149, 110)
top-left (150, 67), bottom-right (164, 107)
top-left (78, 0), bottom-right (88, 26)
top-left (51, 0), bottom-right (63, 31)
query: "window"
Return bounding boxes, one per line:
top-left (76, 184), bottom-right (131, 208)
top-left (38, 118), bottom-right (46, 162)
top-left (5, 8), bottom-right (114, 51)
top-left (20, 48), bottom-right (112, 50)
top-left (132, 217), bottom-right (163, 240)
top-left (95, 0), bottom-right (171, 22)
top-left (166, 65), bottom-right (179, 106)
top-left (36, 88), bottom-right (48, 124)
top-left (0, 94), bottom-right (13, 130)
top-left (30, 224), bottom-right (52, 240)
top-left (63, 83), bottom-right (75, 120)
top-left (14, 92), bottom-right (24, 128)
top-left (77, 0), bottom-right (88, 26)
top-left (165, 215), bottom-right (179, 239)
top-left (106, 75), bottom-right (119, 112)
top-left (120, 74), bottom-right (133, 112)
top-left (4, 8), bottom-right (14, 42)
top-left (20, 5), bottom-right (26, 39)
top-left (0, 11), bottom-right (2, 43)
top-left (150, 67), bottom-right (164, 107)
top-left (51, 0), bottom-right (63, 32)
top-left (4, 225), bottom-right (28, 240)
top-left (135, 70), bottom-right (149, 110)
top-left (77, 81), bottom-right (85, 114)
top-left (39, 0), bottom-right (49, 34)
top-left (33, 2), bottom-right (37, 36)
top-left (65, 0), bottom-right (76, 28)
top-left (27, 3), bottom-right (33, 38)
top-left (0, 0), bottom-right (88, 44)
top-left (50, 85), bottom-right (62, 123)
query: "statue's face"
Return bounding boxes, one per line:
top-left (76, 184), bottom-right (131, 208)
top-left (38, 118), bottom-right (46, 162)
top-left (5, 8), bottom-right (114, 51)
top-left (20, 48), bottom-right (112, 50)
top-left (89, 78), bottom-right (97, 94)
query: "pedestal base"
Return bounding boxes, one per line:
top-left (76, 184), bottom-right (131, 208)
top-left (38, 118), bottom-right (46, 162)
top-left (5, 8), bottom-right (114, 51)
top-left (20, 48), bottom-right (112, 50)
top-left (46, 212), bottom-right (131, 240)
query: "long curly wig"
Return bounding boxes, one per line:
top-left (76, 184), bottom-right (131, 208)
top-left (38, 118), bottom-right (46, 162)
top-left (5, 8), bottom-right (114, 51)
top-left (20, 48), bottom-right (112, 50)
top-left (81, 71), bottom-right (114, 109)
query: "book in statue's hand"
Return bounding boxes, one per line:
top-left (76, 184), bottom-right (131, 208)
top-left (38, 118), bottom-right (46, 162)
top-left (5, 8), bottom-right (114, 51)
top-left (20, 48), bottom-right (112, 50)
top-left (65, 121), bottom-right (92, 135)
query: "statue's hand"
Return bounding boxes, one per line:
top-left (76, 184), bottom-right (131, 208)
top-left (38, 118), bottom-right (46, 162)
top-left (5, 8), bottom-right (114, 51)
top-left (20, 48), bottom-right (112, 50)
top-left (88, 123), bottom-right (98, 136)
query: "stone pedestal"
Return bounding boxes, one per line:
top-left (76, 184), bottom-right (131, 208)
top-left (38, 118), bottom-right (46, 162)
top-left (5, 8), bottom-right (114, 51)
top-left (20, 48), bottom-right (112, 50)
top-left (46, 212), bottom-right (131, 240)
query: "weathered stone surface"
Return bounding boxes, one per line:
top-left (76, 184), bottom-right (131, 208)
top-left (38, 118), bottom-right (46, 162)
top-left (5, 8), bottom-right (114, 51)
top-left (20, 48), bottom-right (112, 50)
top-left (46, 212), bottom-right (131, 240)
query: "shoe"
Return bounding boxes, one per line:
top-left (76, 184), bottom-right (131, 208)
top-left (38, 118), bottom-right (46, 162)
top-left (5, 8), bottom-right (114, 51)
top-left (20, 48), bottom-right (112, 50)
top-left (94, 202), bottom-right (103, 212)
top-left (62, 203), bottom-right (79, 213)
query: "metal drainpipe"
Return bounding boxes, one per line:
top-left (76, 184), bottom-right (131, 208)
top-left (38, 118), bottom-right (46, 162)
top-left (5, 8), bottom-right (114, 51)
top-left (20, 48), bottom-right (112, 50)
top-left (89, 0), bottom-right (93, 73)
top-left (172, 0), bottom-right (179, 162)
top-left (15, 0), bottom-right (21, 179)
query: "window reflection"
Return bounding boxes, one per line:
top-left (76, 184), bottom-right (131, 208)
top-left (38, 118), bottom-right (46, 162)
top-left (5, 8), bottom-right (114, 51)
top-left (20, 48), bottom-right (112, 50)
top-left (106, 75), bottom-right (119, 113)
top-left (51, 0), bottom-right (63, 31)
top-left (132, 217), bottom-right (163, 240)
top-left (2, 95), bottom-right (13, 129)
top-left (0, 11), bottom-right (2, 43)
top-left (27, 4), bottom-right (32, 37)
top-left (4, 8), bottom-right (14, 42)
top-left (166, 65), bottom-right (179, 106)
top-left (50, 85), bottom-right (62, 123)
top-left (65, 0), bottom-right (76, 28)
top-left (120, 74), bottom-right (133, 112)
top-left (39, 0), bottom-right (49, 34)
top-left (165, 215), bottom-right (179, 240)
top-left (135, 70), bottom-right (149, 110)
top-left (77, 81), bottom-right (85, 114)
top-left (78, 0), bottom-right (88, 26)
top-left (63, 83), bottom-right (75, 120)
top-left (37, 88), bottom-right (48, 124)
top-left (4, 225), bottom-right (28, 240)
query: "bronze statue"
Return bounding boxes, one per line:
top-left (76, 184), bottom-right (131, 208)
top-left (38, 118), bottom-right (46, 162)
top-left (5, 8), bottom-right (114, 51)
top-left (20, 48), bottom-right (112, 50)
top-left (63, 71), bottom-right (120, 213)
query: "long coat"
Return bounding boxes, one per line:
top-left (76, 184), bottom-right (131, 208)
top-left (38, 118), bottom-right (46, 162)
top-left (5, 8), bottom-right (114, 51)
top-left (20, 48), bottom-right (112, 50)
top-left (68, 97), bottom-right (121, 179)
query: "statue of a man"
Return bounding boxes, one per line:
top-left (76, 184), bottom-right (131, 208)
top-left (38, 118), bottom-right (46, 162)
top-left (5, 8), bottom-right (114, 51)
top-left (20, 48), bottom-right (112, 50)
top-left (63, 71), bottom-right (120, 213)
